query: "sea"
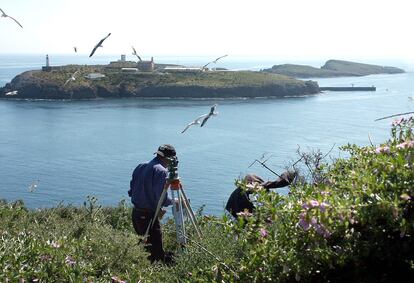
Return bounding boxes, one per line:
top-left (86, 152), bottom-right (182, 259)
top-left (0, 54), bottom-right (413, 215)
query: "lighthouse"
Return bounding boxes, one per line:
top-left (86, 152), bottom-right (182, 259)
top-left (42, 54), bottom-right (52, 72)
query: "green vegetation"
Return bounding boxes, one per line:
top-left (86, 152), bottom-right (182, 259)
top-left (262, 60), bottom-right (405, 78)
top-left (1, 117), bottom-right (413, 282)
top-left (1, 65), bottom-right (319, 99)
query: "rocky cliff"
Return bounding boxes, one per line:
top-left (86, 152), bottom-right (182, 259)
top-left (0, 66), bottom-right (319, 99)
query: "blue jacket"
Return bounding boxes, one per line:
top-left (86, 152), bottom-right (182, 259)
top-left (129, 157), bottom-right (172, 211)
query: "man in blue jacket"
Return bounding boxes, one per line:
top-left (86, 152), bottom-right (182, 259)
top-left (129, 144), bottom-right (176, 263)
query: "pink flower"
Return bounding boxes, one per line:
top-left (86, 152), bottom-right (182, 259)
top-left (319, 202), bottom-right (330, 212)
top-left (396, 140), bottom-right (414, 150)
top-left (259, 228), bottom-right (268, 238)
top-left (308, 200), bottom-right (320, 208)
top-left (375, 146), bottom-right (390, 154)
top-left (314, 223), bottom-right (331, 238)
top-left (392, 118), bottom-right (405, 127)
top-left (298, 212), bottom-right (311, 231)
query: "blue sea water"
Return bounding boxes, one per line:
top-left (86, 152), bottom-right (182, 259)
top-left (0, 54), bottom-right (413, 215)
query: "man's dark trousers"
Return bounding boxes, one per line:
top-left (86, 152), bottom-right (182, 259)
top-left (132, 208), bottom-right (165, 262)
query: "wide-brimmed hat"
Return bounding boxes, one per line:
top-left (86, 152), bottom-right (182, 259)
top-left (155, 144), bottom-right (176, 158)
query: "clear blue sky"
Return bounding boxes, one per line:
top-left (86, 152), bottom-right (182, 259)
top-left (1, 0), bottom-right (413, 62)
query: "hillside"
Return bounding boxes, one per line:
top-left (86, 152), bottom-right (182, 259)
top-left (262, 59), bottom-right (405, 78)
top-left (0, 65), bottom-right (319, 99)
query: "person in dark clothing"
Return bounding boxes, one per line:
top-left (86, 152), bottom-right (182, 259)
top-left (225, 171), bottom-right (296, 218)
top-left (128, 144), bottom-right (176, 263)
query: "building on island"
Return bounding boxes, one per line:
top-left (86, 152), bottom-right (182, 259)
top-left (107, 55), bottom-right (137, 69)
top-left (162, 66), bottom-right (203, 73)
top-left (137, 57), bottom-right (155, 72)
top-left (84, 73), bottom-right (106, 80)
top-left (42, 54), bottom-right (60, 72)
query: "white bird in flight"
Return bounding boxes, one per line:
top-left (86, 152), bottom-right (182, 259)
top-left (0, 8), bottom-right (23, 28)
top-left (63, 70), bottom-right (80, 86)
top-left (181, 104), bottom-right (218, 133)
top-left (131, 46), bottom-right (142, 61)
top-left (5, 90), bottom-right (18, 96)
top-left (202, 55), bottom-right (228, 70)
top-left (89, 33), bottom-right (111, 57)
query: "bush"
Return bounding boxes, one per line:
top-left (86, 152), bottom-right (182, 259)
top-left (213, 116), bottom-right (414, 282)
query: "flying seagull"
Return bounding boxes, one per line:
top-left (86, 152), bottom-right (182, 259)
top-left (74, 47), bottom-right (77, 53)
top-left (200, 104), bottom-right (218, 127)
top-left (181, 114), bottom-right (209, 133)
top-left (5, 90), bottom-right (18, 96)
top-left (202, 54), bottom-right (228, 70)
top-left (63, 70), bottom-right (80, 86)
top-left (89, 33), bottom-right (111, 57)
top-left (0, 8), bottom-right (23, 28)
top-left (131, 46), bottom-right (142, 61)
top-left (181, 104), bottom-right (219, 133)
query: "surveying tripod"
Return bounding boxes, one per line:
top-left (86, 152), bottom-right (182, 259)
top-left (143, 156), bottom-right (202, 246)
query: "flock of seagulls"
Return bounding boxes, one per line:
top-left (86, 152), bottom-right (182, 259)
top-left (0, 8), bottom-right (22, 28)
top-left (2, 7), bottom-right (223, 134)
top-left (181, 104), bottom-right (218, 133)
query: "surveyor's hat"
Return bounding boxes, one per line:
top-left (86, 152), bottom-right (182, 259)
top-left (155, 144), bottom-right (176, 158)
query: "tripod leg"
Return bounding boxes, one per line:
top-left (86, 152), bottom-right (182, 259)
top-left (143, 183), bottom-right (169, 241)
top-left (179, 186), bottom-right (203, 238)
top-left (172, 189), bottom-right (186, 245)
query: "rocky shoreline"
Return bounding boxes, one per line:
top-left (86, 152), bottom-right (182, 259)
top-left (0, 67), bottom-right (320, 100)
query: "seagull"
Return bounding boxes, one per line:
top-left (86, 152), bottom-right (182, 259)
top-left (63, 70), bottom-right (80, 86)
top-left (89, 33), bottom-right (111, 57)
top-left (180, 104), bottom-right (219, 133)
top-left (131, 46), bottom-right (142, 61)
top-left (200, 104), bottom-right (218, 127)
top-left (5, 90), bottom-right (18, 96)
top-left (28, 180), bottom-right (39, 192)
top-left (202, 54), bottom-right (228, 70)
top-left (181, 114), bottom-right (209, 133)
top-left (74, 47), bottom-right (77, 53)
top-left (0, 8), bottom-right (23, 28)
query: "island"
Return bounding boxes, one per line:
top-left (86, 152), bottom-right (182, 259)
top-left (262, 59), bottom-right (405, 78)
top-left (0, 64), bottom-right (319, 100)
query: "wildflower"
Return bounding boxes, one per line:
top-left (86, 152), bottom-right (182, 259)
top-left (298, 212), bottom-right (311, 231)
top-left (40, 254), bottom-right (52, 262)
top-left (375, 146), bottom-right (390, 154)
top-left (319, 202), bottom-right (330, 213)
top-left (259, 228), bottom-right (268, 238)
top-left (65, 256), bottom-right (76, 267)
top-left (314, 223), bottom-right (331, 238)
top-left (308, 200), bottom-right (319, 208)
top-left (400, 193), bottom-right (411, 201)
top-left (392, 118), bottom-right (405, 127)
top-left (47, 240), bottom-right (60, 249)
top-left (396, 140), bottom-right (414, 150)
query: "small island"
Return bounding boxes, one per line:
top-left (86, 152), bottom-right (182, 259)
top-left (0, 56), bottom-right (319, 100)
top-left (262, 59), bottom-right (405, 78)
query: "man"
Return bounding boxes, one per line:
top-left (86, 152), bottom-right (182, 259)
top-left (128, 144), bottom-right (176, 263)
top-left (225, 171), bottom-right (296, 218)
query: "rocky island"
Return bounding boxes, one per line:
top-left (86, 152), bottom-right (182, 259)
top-left (262, 59), bottom-right (405, 78)
top-left (0, 63), bottom-right (319, 100)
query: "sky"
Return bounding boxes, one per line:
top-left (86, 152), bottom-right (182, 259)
top-left (1, 0), bottom-right (414, 61)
